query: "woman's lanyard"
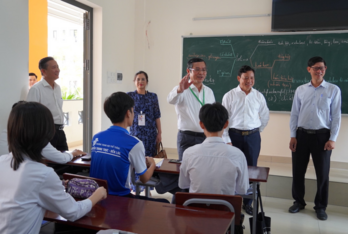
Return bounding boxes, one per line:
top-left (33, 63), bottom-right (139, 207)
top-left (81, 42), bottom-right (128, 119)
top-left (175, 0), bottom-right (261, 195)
top-left (189, 87), bottom-right (205, 106)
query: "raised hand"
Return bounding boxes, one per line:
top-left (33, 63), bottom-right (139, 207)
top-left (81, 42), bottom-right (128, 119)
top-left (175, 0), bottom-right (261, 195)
top-left (177, 74), bottom-right (191, 93)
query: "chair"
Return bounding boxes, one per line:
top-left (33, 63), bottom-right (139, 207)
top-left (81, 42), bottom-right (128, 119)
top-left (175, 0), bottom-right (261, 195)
top-left (63, 173), bottom-right (108, 194)
top-left (176, 192), bottom-right (243, 234)
top-left (131, 171), bottom-right (160, 197)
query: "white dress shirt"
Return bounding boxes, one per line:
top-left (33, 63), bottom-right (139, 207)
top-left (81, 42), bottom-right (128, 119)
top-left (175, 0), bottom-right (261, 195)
top-left (222, 86), bottom-right (269, 143)
top-left (167, 84), bottom-right (215, 132)
top-left (27, 78), bottom-right (64, 125)
top-left (0, 129), bottom-right (73, 163)
top-left (0, 154), bottom-right (92, 234)
top-left (179, 137), bottom-right (249, 195)
top-left (290, 80), bottom-right (341, 141)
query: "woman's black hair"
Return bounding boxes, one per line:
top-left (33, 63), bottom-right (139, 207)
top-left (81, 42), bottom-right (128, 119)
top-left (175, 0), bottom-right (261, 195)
top-left (8, 102), bottom-right (55, 170)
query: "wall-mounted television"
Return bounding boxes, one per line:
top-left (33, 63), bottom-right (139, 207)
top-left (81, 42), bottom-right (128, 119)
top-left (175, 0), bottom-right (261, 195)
top-left (272, 0), bottom-right (348, 31)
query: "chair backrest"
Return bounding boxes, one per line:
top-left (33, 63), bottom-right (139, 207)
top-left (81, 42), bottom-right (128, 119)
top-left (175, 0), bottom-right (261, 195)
top-left (176, 192), bottom-right (243, 225)
top-left (63, 173), bottom-right (108, 194)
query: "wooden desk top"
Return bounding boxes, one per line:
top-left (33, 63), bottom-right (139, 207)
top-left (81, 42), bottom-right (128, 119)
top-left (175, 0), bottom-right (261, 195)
top-left (45, 158), bottom-right (269, 182)
top-left (44, 195), bottom-right (234, 234)
top-left (247, 166), bottom-right (270, 182)
top-left (44, 156), bottom-right (91, 167)
top-left (155, 159), bottom-right (181, 174)
top-left (156, 159), bottom-right (270, 182)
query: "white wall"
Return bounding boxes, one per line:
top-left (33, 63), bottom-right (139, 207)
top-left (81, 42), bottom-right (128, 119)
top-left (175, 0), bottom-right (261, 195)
top-left (0, 0), bottom-right (29, 132)
top-left (134, 0), bottom-right (348, 163)
top-left (77, 0), bottom-right (136, 133)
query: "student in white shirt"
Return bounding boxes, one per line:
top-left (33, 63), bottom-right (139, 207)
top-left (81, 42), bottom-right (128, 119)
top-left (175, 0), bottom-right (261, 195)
top-left (0, 101), bottom-right (85, 162)
top-left (179, 102), bottom-right (249, 195)
top-left (0, 102), bottom-right (106, 234)
top-left (167, 58), bottom-right (215, 161)
top-left (222, 65), bottom-right (269, 215)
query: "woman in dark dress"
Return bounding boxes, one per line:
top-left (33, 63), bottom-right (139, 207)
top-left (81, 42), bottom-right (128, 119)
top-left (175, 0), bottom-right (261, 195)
top-left (127, 71), bottom-right (162, 157)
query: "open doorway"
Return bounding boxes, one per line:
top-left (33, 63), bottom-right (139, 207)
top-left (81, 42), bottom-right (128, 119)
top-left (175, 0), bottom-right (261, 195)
top-left (47, 0), bottom-right (93, 152)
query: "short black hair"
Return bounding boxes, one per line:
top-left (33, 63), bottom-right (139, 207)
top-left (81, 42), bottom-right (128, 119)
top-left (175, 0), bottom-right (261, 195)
top-left (104, 92), bottom-right (134, 124)
top-left (308, 56), bottom-right (326, 67)
top-left (199, 103), bottom-right (228, 132)
top-left (238, 65), bottom-right (255, 77)
top-left (187, 58), bottom-right (206, 69)
top-left (29, 73), bottom-right (37, 78)
top-left (133, 71), bottom-right (149, 83)
top-left (12, 101), bottom-right (26, 109)
top-left (8, 102), bottom-right (55, 170)
top-left (38, 57), bottom-right (55, 75)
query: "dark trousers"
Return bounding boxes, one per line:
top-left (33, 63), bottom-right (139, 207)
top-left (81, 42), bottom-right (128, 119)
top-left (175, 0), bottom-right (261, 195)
top-left (292, 129), bottom-right (331, 210)
top-left (51, 126), bottom-right (68, 151)
top-left (177, 130), bottom-right (206, 160)
top-left (229, 129), bottom-right (261, 206)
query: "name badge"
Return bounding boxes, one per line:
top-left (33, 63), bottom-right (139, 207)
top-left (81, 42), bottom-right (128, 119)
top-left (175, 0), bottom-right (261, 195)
top-left (138, 114), bottom-right (145, 126)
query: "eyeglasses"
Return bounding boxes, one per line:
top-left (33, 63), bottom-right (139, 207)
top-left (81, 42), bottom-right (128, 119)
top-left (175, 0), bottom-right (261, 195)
top-left (311, 66), bottom-right (326, 71)
top-left (190, 68), bottom-right (207, 73)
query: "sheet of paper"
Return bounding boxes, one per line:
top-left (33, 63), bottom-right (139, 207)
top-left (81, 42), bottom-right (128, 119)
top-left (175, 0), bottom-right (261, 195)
top-left (154, 158), bottom-right (164, 168)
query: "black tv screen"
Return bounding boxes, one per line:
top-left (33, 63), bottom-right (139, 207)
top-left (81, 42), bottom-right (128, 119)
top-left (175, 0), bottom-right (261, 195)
top-left (272, 0), bottom-right (348, 31)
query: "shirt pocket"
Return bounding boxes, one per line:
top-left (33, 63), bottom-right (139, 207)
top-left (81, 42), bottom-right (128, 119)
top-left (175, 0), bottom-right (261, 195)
top-left (318, 95), bottom-right (331, 111)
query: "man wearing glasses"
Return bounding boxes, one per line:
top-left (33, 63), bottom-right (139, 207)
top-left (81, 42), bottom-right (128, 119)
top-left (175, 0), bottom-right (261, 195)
top-left (168, 58), bottom-right (215, 161)
top-left (222, 65), bottom-right (269, 215)
top-left (289, 56), bottom-right (341, 220)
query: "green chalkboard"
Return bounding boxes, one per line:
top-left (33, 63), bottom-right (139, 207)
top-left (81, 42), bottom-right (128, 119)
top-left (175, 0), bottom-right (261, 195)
top-left (182, 33), bottom-right (348, 113)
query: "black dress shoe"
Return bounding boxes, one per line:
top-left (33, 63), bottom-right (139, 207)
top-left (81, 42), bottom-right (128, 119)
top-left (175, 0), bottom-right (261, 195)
top-left (243, 204), bottom-right (253, 215)
top-left (288, 203), bottom-right (305, 213)
top-left (316, 209), bottom-right (328, 220)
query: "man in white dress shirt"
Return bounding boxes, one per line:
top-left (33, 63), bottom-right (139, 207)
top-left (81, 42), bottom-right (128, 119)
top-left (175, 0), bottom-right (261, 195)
top-left (222, 65), bottom-right (269, 215)
top-left (167, 58), bottom-right (215, 160)
top-left (179, 103), bottom-right (249, 195)
top-left (27, 57), bottom-right (68, 151)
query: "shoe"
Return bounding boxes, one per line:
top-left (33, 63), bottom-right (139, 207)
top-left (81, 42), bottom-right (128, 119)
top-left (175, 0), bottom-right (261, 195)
top-left (288, 203), bottom-right (305, 213)
top-left (243, 204), bottom-right (253, 215)
top-left (316, 209), bottom-right (327, 220)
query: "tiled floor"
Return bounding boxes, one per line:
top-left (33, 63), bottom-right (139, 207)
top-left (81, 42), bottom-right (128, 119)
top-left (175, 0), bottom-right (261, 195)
top-left (148, 189), bottom-right (348, 234)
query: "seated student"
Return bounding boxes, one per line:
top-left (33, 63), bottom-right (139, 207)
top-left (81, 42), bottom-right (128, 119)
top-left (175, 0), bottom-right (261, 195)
top-left (0, 102), bottom-right (106, 234)
top-left (0, 101), bottom-right (86, 162)
top-left (90, 92), bottom-right (168, 202)
top-left (179, 103), bottom-right (249, 195)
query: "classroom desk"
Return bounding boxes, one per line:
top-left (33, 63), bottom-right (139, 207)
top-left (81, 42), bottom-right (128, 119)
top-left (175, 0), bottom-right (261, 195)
top-left (155, 159), bottom-right (270, 234)
top-left (43, 156), bottom-right (91, 167)
top-left (46, 158), bottom-right (269, 234)
top-left (44, 195), bottom-right (234, 234)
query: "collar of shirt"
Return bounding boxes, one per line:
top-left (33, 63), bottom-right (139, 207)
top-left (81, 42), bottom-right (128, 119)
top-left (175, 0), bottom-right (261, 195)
top-left (236, 85), bottom-right (254, 94)
top-left (202, 137), bottom-right (225, 144)
top-left (109, 125), bottom-right (129, 134)
top-left (307, 80), bottom-right (327, 88)
top-left (41, 78), bottom-right (57, 89)
top-left (190, 83), bottom-right (204, 93)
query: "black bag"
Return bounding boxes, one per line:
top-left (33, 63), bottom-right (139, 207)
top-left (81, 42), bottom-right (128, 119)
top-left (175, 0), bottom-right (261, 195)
top-left (249, 185), bottom-right (271, 234)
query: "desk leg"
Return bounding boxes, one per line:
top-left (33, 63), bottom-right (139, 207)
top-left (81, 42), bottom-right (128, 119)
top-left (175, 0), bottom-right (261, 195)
top-left (135, 184), bottom-right (141, 195)
top-left (252, 182), bottom-right (258, 234)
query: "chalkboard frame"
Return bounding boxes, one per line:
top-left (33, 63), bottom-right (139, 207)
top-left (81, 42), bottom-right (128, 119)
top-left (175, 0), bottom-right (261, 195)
top-left (182, 31), bottom-right (348, 113)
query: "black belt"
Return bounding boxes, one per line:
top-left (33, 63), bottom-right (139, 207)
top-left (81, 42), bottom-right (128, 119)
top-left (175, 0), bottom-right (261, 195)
top-left (229, 128), bottom-right (259, 136)
top-left (297, 127), bottom-right (330, 134)
top-left (179, 130), bottom-right (205, 137)
top-left (55, 124), bottom-right (64, 130)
